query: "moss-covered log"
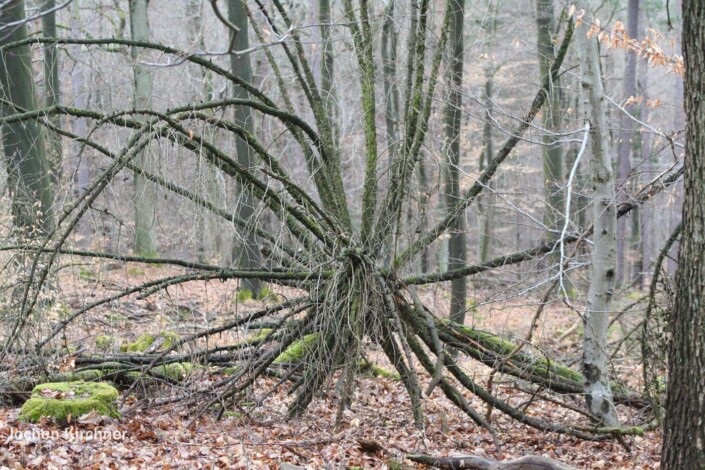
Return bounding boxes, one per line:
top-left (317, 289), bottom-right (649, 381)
top-left (434, 318), bottom-right (644, 407)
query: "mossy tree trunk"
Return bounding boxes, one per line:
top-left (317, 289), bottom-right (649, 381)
top-left (445, 0), bottom-right (466, 326)
top-left (227, 0), bottom-right (264, 296)
top-left (0, 0), bottom-right (55, 236)
top-left (40, 0), bottom-right (62, 186)
top-left (536, 0), bottom-right (563, 260)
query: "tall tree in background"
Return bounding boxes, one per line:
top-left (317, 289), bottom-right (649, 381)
top-left (40, 0), bottom-right (62, 185)
top-left (187, 0), bottom-right (223, 261)
top-left (661, 0), bottom-right (705, 466)
top-left (536, 0), bottom-right (563, 257)
top-left (0, 0), bottom-right (55, 236)
top-left (574, 0), bottom-right (619, 426)
top-left (129, 0), bottom-right (158, 256)
top-left (477, 2), bottom-right (499, 264)
top-left (616, 0), bottom-right (640, 285)
top-left (445, 0), bottom-right (466, 326)
top-left (227, 0), bottom-right (264, 296)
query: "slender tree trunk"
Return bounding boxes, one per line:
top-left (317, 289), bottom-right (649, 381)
top-left (228, 0), bottom-right (263, 296)
top-left (70, 0), bottom-right (91, 246)
top-left (186, 0), bottom-right (223, 261)
top-left (615, 0), bottom-right (640, 285)
top-left (478, 68), bottom-right (495, 264)
top-left (0, 0), bottom-right (55, 236)
top-left (662, 1), bottom-right (705, 466)
top-left (445, 0), bottom-right (466, 326)
top-left (40, 0), bottom-right (62, 186)
top-left (129, 0), bottom-right (158, 256)
top-left (574, 0), bottom-right (618, 426)
top-left (536, 0), bottom-right (563, 259)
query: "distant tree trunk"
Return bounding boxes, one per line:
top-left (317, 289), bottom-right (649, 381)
top-left (0, 0), bottom-right (55, 236)
top-left (536, 0), bottom-right (563, 260)
top-left (615, 0), bottom-right (639, 286)
top-left (478, 67), bottom-right (495, 264)
top-left (40, 0), bottom-right (62, 186)
top-left (129, 0), bottom-right (158, 256)
top-left (445, 0), bottom-right (466, 325)
top-left (575, 0), bottom-right (619, 426)
top-left (661, 1), bottom-right (705, 466)
top-left (227, 0), bottom-right (263, 296)
top-left (70, 0), bottom-right (91, 246)
top-left (186, 0), bottom-right (223, 261)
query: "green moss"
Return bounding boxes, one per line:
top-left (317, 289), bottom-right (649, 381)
top-left (256, 286), bottom-right (282, 303)
top-left (626, 291), bottom-right (643, 301)
top-left (153, 362), bottom-right (194, 380)
top-left (127, 268), bottom-right (145, 276)
top-left (95, 335), bottom-right (115, 351)
top-left (159, 331), bottom-right (179, 350)
top-left (236, 289), bottom-right (253, 303)
top-left (79, 269), bottom-right (95, 280)
top-left (359, 361), bottom-right (400, 380)
top-left (273, 334), bottom-right (318, 364)
top-left (120, 333), bottom-right (155, 352)
top-left (20, 381), bottom-right (119, 423)
top-left (120, 331), bottom-right (179, 353)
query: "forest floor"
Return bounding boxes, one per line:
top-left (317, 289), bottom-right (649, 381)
top-left (0, 263), bottom-right (662, 469)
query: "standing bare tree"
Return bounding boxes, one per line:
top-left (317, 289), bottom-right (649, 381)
top-left (227, 0), bottom-right (264, 296)
top-left (662, 0), bottom-right (705, 466)
top-left (129, 0), bottom-right (158, 256)
top-left (0, 0), bottom-right (55, 236)
top-left (536, 0), bottom-right (563, 258)
top-left (574, 0), bottom-right (618, 426)
top-left (445, 0), bottom-right (466, 326)
top-left (40, 0), bottom-right (62, 185)
top-left (615, 0), bottom-right (640, 285)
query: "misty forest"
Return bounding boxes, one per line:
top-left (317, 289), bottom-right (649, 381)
top-left (1, 0), bottom-right (704, 468)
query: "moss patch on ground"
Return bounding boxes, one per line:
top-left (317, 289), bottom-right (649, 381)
top-left (120, 331), bottom-right (179, 353)
top-left (20, 381), bottom-right (119, 423)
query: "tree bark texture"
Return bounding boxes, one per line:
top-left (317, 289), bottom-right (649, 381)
top-left (129, 0), bottom-right (158, 256)
top-left (41, 0), bottom-right (62, 185)
top-left (445, 0), bottom-right (467, 325)
top-left (662, 0), bottom-right (705, 466)
top-left (536, 0), bottom-right (563, 256)
top-left (615, 0), bottom-right (640, 285)
top-left (0, 0), bottom-right (55, 236)
top-left (228, 0), bottom-right (263, 295)
top-left (574, 0), bottom-right (619, 427)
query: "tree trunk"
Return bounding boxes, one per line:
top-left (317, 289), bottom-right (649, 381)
top-left (536, 0), bottom-right (563, 259)
top-left (445, 0), bottom-right (466, 326)
top-left (186, 0), bottom-right (224, 262)
top-left (319, 0), bottom-right (336, 142)
top-left (615, 0), bottom-right (639, 285)
top-left (227, 0), bottom-right (263, 296)
top-left (661, 1), bottom-right (705, 466)
top-left (40, 0), bottom-right (62, 186)
top-left (129, 0), bottom-right (158, 256)
top-left (478, 67), bottom-right (495, 264)
top-left (70, 0), bottom-right (91, 247)
top-left (574, 0), bottom-right (619, 426)
top-left (0, 0), bottom-right (55, 236)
